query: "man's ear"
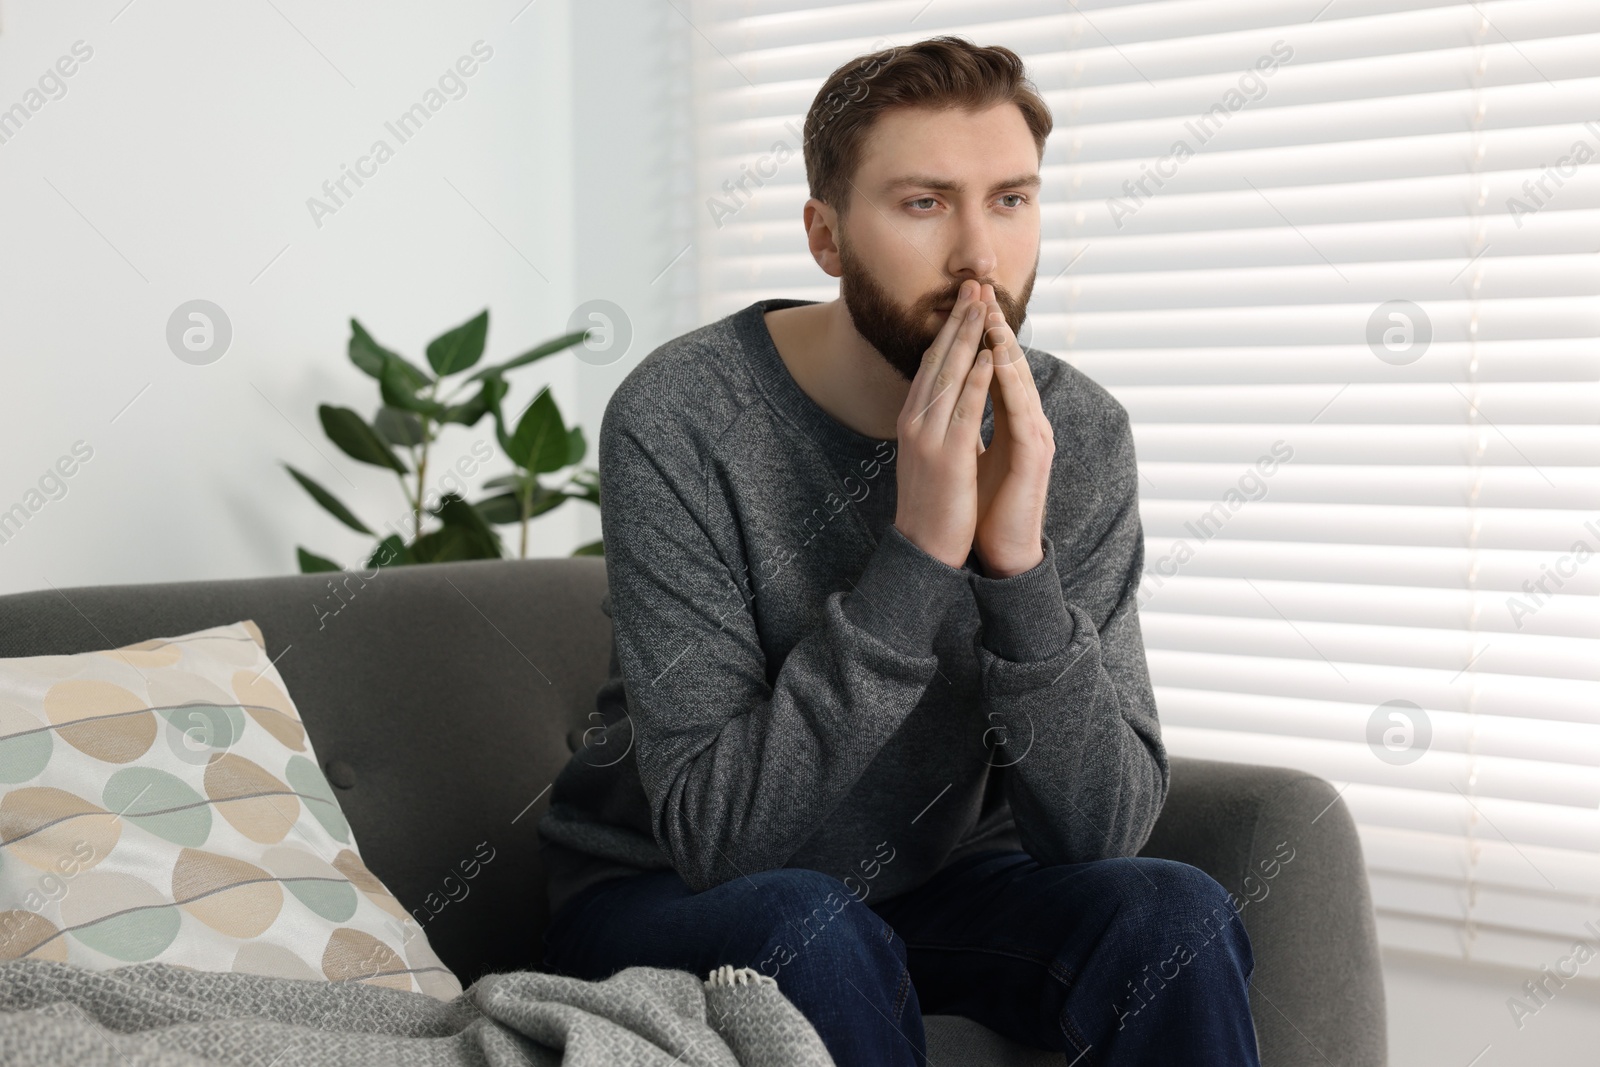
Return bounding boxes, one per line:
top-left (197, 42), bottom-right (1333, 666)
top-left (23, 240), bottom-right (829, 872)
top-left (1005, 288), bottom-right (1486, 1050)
top-left (803, 198), bottom-right (843, 279)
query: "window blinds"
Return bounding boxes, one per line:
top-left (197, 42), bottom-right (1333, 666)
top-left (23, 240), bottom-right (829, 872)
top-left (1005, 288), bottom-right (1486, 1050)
top-left (687, 0), bottom-right (1600, 972)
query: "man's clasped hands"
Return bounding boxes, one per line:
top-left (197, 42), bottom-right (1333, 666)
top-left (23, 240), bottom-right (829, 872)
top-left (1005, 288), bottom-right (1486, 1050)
top-left (893, 279), bottom-right (1054, 580)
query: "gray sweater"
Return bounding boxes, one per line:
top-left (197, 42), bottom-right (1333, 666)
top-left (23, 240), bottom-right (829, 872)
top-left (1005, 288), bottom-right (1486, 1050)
top-left (536, 298), bottom-right (1167, 919)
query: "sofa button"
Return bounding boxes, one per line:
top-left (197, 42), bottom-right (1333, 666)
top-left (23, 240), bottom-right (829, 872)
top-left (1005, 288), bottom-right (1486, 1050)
top-left (326, 759), bottom-right (357, 789)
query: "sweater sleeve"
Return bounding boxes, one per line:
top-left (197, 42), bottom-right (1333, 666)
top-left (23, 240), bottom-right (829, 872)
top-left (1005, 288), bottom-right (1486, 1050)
top-left (967, 406), bottom-right (1167, 866)
top-left (602, 415), bottom-right (970, 893)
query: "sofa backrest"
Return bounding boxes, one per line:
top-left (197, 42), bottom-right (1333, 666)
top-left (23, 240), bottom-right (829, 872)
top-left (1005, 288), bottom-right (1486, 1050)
top-left (0, 556), bottom-right (613, 985)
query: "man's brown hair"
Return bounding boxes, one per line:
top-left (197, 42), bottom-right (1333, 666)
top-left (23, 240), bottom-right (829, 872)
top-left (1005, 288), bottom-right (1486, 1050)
top-left (802, 36), bottom-right (1053, 217)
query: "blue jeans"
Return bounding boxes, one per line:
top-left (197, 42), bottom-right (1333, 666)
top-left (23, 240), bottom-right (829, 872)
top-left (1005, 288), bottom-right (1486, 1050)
top-left (541, 848), bottom-right (1259, 1066)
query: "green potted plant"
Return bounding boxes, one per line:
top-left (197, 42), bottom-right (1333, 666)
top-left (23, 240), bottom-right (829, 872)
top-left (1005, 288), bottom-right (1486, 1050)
top-left (284, 309), bottom-right (603, 572)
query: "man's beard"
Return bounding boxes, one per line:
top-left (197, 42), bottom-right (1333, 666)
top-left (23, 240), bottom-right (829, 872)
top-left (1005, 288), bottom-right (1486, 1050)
top-left (838, 235), bottom-right (1037, 384)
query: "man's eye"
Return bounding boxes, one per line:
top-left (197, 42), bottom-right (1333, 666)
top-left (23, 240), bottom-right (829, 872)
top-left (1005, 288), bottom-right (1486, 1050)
top-left (908, 197), bottom-right (938, 210)
top-left (999, 193), bottom-right (1027, 208)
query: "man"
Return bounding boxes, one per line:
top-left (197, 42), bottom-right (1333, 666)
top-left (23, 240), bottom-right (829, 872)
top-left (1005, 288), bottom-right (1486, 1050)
top-left (537, 36), bottom-right (1259, 1066)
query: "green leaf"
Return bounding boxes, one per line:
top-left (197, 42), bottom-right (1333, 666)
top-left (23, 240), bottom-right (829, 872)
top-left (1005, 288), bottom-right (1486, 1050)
top-left (374, 406), bottom-right (426, 447)
top-left (411, 524), bottom-right (499, 563)
top-left (491, 407), bottom-right (517, 461)
top-left (475, 485), bottom-right (566, 525)
top-left (565, 426), bottom-right (586, 466)
top-left (481, 374), bottom-right (524, 459)
top-left (285, 464), bottom-right (372, 534)
top-left (431, 492), bottom-right (504, 557)
top-left (507, 388), bottom-right (569, 474)
top-left (366, 533), bottom-right (414, 569)
top-left (473, 492), bottom-right (522, 525)
top-left (565, 469), bottom-right (600, 507)
top-left (347, 319), bottom-right (439, 418)
top-left (426, 310), bottom-right (489, 376)
top-left (528, 489), bottom-right (570, 519)
top-left (379, 357), bottom-right (446, 418)
top-left (297, 546), bottom-right (341, 573)
top-left (481, 472), bottom-right (534, 493)
top-left (409, 527), bottom-right (460, 563)
top-left (349, 320), bottom-right (430, 390)
top-left (572, 538), bottom-right (605, 557)
top-left (347, 319), bottom-right (394, 380)
top-left (318, 405), bottom-right (407, 473)
top-left (440, 376), bottom-right (508, 427)
top-left (465, 329), bottom-right (589, 382)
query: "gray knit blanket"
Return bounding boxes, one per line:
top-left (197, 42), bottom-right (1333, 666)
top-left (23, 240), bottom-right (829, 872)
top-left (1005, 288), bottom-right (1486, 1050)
top-left (0, 959), bottom-right (836, 1066)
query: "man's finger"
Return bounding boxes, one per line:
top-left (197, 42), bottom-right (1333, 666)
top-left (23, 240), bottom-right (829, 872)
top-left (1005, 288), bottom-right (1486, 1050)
top-left (982, 298), bottom-right (1047, 453)
top-left (985, 297), bottom-right (1040, 414)
top-left (905, 279), bottom-right (979, 420)
top-left (911, 298), bottom-right (987, 429)
top-left (948, 345), bottom-right (993, 447)
top-left (988, 332), bottom-right (1037, 456)
top-left (982, 295), bottom-right (1020, 368)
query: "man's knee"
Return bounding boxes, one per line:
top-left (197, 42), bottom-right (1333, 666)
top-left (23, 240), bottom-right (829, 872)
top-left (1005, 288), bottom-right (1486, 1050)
top-left (1098, 858), bottom-right (1253, 981)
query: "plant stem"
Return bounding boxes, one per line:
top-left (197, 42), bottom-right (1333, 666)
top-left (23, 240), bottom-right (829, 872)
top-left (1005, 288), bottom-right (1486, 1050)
top-left (414, 448), bottom-right (429, 540)
top-left (519, 482), bottom-right (531, 559)
top-left (414, 383), bottom-right (439, 540)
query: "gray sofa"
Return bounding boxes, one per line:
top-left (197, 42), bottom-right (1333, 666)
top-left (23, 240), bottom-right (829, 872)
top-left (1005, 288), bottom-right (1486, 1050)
top-left (0, 555), bottom-right (1386, 1065)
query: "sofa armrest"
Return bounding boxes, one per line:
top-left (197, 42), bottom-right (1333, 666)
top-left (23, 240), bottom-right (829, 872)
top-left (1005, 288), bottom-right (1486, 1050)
top-left (1139, 756), bottom-right (1387, 1067)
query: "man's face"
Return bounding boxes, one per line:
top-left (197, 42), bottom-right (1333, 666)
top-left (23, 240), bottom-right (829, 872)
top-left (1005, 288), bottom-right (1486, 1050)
top-left (830, 103), bottom-right (1041, 382)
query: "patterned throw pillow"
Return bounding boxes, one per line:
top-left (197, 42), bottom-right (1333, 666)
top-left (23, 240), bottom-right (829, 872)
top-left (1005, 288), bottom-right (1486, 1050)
top-left (0, 620), bottom-right (462, 999)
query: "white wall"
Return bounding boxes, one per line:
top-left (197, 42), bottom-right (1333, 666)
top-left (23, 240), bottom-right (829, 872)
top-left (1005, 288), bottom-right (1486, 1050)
top-left (0, 0), bottom-right (584, 595)
top-left (1385, 948), bottom-right (1600, 1066)
top-left (566, 0), bottom-right (698, 481)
